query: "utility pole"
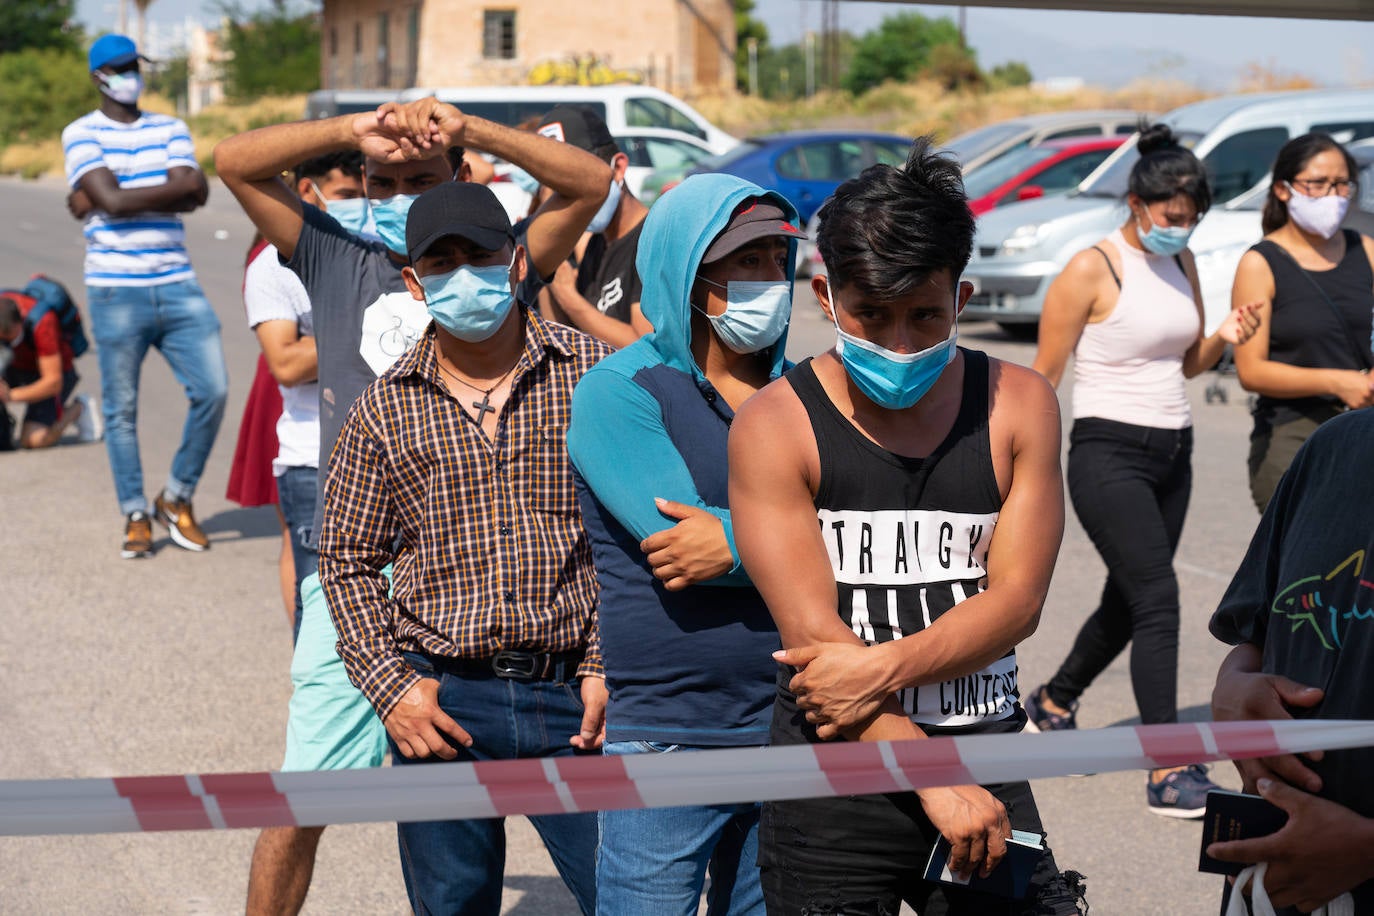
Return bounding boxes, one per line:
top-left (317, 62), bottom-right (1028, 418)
top-left (118, 0), bottom-right (129, 35)
top-left (822, 0), bottom-right (839, 90)
top-left (804, 31), bottom-right (815, 98)
top-left (747, 37), bottom-right (759, 96)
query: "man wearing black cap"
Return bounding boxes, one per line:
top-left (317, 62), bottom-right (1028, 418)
top-left (537, 105), bottom-right (653, 348)
top-left (215, 98), bottom-right (609, 915)
top-left (63, 33), bottom-right (225, 559)
top-left (566, 174), bottom-right (806, 914)
top-left (318, 178), bottom-right (613, 914)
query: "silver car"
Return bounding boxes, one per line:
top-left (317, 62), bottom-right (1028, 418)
top-left (964, 89), bottom-right (1374, 337)
top-left (945, 110), bottom-right (1147, 174)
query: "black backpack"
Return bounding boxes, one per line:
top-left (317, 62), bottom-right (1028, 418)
top-left (3, 275), bottom-right (90, 359)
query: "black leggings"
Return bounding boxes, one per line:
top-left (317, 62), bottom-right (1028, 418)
top-left (1046, 418), bottom-right (1193, 727)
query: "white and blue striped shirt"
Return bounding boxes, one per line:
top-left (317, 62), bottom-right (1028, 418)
top-left (62, 110), bottom-right (200, 287)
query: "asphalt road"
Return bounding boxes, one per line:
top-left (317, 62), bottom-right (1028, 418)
top-left (0, 174), bottom-right (1261, 915)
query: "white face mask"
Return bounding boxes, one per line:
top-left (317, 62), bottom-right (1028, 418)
top-left (1285, 182), bottom-right (1350, 240)
top-left (97, 71), bottom-right (142, 105)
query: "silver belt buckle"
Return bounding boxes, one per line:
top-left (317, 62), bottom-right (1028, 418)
top-left (492, 650), bottom-right (540, 680)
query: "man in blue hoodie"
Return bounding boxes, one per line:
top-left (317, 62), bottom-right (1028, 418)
top-left (567, 174), bottom-right (806, 915)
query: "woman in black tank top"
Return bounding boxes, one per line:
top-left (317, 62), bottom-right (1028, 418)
top-left (1232, 133), bottom-right (1374, 512)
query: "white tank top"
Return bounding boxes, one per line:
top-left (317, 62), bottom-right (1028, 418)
top-left (1071, 230), bottom-right (1200, 430)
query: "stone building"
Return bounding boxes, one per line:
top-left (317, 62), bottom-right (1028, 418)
top-left (319, 0), bottom-right (736, 98)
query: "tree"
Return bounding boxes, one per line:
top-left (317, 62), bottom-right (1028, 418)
top-left (219, 0), bottom-right (321, 100)
top-left (928, 43), bottom-right (982, 91)
top-left (3, 0), bottom-right (80, 55)
top-left (735, 0), bottom-right (769, 93)
top-left (843, 12), bottom-right (964, 95)
top-left (990, 61), bottom-right (1033, 88)
top-left (0, 48), bottom-right (93, 146)
top-left (147, 53), bottom-right (191, 107)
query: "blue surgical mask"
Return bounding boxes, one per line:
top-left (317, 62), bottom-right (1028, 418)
top-left (1136, 210), bottom-right (1194, 257)
top-left (508, 166), bottom-right (541, 195)
top-left (694, 277), bottom-right (792, 354)
top-left (97, 71), bottom-right (142, 105)
top-left (587, 179), bottom-right (623, 234)
top-left (828, 280), bottom-right (957, 410)
top-left (420, 253), bottom-right (517, 343)
top-left (311, 182), bottom-right (371, 236)
top-left (370, 193), bottom-right (419, 254)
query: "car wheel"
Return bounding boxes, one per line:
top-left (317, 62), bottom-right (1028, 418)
top-left (997, 321), bottom-right (1039, 342)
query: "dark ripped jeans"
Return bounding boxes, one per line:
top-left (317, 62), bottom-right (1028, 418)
top-left (758, 682), bottom-right (1085, 915)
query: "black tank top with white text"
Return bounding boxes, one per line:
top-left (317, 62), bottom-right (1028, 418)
top-left (786, 349), bottom-right (1019, 732)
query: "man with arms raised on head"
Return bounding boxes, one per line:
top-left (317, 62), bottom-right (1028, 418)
top-left (730, 140), bottom-right (1086, 915)
top-left (538, 104), bottom-right (653, 348)
top-left (215, 96), bottom-right (610, 915)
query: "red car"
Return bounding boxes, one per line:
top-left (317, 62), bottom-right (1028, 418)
top-left (965, 137), bottom-right (1126, 216)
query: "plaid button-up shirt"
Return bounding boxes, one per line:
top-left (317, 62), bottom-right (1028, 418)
top-left (319, 310), bottom-right (613, 718)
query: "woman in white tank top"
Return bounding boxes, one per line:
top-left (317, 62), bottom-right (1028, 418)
top-left (1025, 124), bottom-right (1261, 818)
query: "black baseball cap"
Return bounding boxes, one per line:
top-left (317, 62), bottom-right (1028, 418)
top-left (702, 199), bottom-right (808, 263)
top-left (406, 182), bottom-right (513, 262)
top-left (537, 105), bottom-right (615, 152)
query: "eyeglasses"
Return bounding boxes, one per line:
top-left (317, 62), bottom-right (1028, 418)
top-left (1288, 177), bottom-right (1358, 199)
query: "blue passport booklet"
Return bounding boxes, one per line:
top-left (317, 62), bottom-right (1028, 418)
top-left (923, 829), bottom-right (1046, 899)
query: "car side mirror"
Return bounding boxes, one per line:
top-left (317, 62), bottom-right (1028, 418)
top-left (1017, 185), bottom-right (1045, 202)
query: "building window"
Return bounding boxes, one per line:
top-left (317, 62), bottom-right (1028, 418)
top-left (354, 22), bottom-right (362, 53)
top-left (329, 26), bottom-right (337, 57)
top-left (405, 7), bottom-right (420, 87)
top-left (482, 10), bottom-right (516, 60)
top-left (377, 12), bottom-right (390, 86)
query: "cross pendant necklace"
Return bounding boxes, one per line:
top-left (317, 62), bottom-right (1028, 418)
top-left (435, 357), bottom-right (517, 427)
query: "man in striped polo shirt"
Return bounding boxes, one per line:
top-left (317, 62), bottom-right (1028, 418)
top-left (62, 34), bottom-right (228, 559)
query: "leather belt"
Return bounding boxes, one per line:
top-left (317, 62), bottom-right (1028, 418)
top-left (429, 649), bottom-right (586, 681)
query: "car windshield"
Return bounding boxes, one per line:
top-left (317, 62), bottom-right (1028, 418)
top-left (1079, 130), bottom-right (1204, 198)
top-left (697, 140), bottom-right (763, 171)
top-left (944, 122), bottom-right (1026, 168)
top-left (963, 146), bottom-right (1060, 199)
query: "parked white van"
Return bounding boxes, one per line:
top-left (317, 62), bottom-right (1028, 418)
top-left (306, 85), bottom-right (737, 154)
top-left (964, 89), bottom-right (1374, 335)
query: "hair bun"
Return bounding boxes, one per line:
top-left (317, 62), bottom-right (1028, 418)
top-left (1136, 122), bottom-right (1180, 157)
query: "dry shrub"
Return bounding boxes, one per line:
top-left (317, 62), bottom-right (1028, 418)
top-left (0, 138), bottom-right (64, 179)
top-left (704, 78), bottom-right (1212, 144)
top-left (1236, 61), bottom-right (1319, 92)
top-left (0, 93), bottom-right (308, 179)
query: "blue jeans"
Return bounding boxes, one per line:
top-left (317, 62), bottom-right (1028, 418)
top-left (389, 651), bottom-right (598, 916)
top-left (275, 464), bottom-right (318, 642)
top-left (597, 741), bottom-right (764, 916)
top-left (88, 280), bottom-right (228, 515)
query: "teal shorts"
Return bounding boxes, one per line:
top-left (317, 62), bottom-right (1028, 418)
top-left (281, 570), bottom-right (390, 771)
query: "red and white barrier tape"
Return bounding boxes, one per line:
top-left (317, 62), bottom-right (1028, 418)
top-left (3, 720), bottom-right (1370, 836)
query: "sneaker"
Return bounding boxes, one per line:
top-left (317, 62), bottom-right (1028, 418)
top-left (154, 494), bottom-right (210, 552)
top-left (1146, 764), bottom-right (1219, 819)
top-left (121, 511), bottom-right (154, 559)
top-left (73, 393), bottom-right (102, 442)
top-left (1023, 684), bottom-right (1078, 733)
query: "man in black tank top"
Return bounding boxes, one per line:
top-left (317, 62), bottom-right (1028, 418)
top-left (731, 139), bottom-right (1085, 914)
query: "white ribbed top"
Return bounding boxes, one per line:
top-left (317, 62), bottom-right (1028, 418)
top-left (1071, 231), bottom-right (1200, 430)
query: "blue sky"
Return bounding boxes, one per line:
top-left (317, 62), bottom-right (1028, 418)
top-left (75, 0), bottom-right (1374, 90)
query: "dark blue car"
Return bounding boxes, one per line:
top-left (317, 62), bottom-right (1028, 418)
top-left (685, 130), bottom-right (915, 223)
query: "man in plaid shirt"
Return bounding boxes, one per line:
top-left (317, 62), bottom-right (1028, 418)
top-left (318, 104), bottom-right (613, 914)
